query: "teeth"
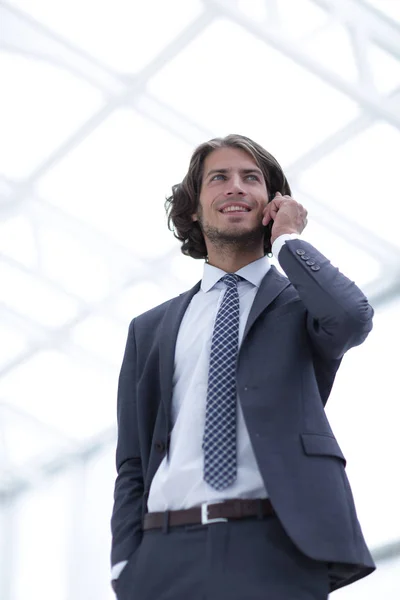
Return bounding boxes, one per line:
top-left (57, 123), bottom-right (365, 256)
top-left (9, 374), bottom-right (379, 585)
top-left (222, 206), bottom-right (249, 213)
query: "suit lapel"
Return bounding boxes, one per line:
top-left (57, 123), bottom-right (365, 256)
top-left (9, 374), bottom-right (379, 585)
top-left (159, 280), bottom-right (201, 430)
top-left (242, 265), bottom-right (290, 343)
top-left (159, 266), bottom-right (289, 427)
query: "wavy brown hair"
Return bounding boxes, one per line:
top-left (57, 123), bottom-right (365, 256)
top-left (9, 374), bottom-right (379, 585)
top-left (165, 134), bottom-right (291, 258)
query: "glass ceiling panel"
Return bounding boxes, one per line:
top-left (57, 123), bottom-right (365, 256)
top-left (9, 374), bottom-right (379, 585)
top-left (298, 121), bottom-right (400, 246)
top-left (113, 280), bottom-right (178, 323)
top-left (0, 52), bottom-right (103, 179)
top-left (0, 403), bottom-right (74, 473)
top-left (326, 298), bottom-right (400, 548)
top-left (302, 22), bottom-right (358, 82)
top-left (363, 0), bottom-right (400, 24)
top-left (12, 473), bottom-right (73, 600)
top-left (8, 455), bottom-right (117, 600)
top-left (237, 0), bottom-right (268, 23)
top-left (272, 0), bottom-right (329, 38)
top-left (369, 44), bottom-right (400, 95)
top-left (169, 253), bottom-right (205, 289)
top-left (0, 350), bottom-right (116, 439)
top-left (0, 261), bottom-right (79, 328)
top-left (37, 109), bottom-right (193, 258)
top-left (38, 227), bottom-right (112, 303)
top-left (148, 19), bottom-right (359, 166)
top-left (0, 215), bottom-right (37, 269)
top-left (71, 315), bottom-right (127, 368)
top-left (79, 446), bottom-right (117, 599)
top-left (237, 0), bottom-right (329, 37)
top-left (0, 322), bottom-right (28, 369)
top-left (0, 176), bottom-right (14, 200)
top-left (9, 0), bottom-right (203, 73)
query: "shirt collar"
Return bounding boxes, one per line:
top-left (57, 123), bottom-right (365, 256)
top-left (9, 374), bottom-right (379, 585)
top-left (201, 256), bottom-right (271, 292)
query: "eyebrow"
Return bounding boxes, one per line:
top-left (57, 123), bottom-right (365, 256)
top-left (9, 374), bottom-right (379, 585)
top-left (206, 167), bottom-right (263, 178)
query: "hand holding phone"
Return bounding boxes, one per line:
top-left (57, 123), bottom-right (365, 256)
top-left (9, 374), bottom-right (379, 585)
top-left (262, 192), bottom-right (308, 245)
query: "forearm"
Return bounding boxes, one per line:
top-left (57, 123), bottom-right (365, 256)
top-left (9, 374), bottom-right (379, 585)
top-left (111, 457), bottom-right (144, 566)
top-left (111, 319), bottom-right (144, 567)
top-left (277, 238), bottom-right (373, 357)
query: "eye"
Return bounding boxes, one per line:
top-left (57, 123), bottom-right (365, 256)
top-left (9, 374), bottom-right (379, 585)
top-left (210, 173), bottom-right (226, 181)
top-left (245, 174), bottom-right (259, 181)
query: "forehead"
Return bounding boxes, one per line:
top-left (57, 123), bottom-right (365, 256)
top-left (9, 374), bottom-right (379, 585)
top-left (203, 146), bottom-right (258, 172)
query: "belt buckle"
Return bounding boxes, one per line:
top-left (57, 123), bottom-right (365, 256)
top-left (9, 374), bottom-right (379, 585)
top-left (201, 502), bottom-right (228, 525)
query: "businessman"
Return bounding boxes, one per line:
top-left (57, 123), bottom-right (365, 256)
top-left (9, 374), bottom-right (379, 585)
top-left (110, 134), bottom-right (376, 599)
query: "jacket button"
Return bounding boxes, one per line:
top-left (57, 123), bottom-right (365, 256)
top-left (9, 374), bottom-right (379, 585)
top-left (306, 260), bottom-right (315, 266)
top-left (311, 265), bottom-right (320, 271)
top-left (155, 440), bottom-right (166, 453)
top-left (300, 254), bottom-right (310, 260)
top-left (296, 249), bottom-right (305, 255)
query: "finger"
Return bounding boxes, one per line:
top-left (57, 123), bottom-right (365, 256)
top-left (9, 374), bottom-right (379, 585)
top-left (269, 197), bottom-right (284, 210)
top-left (267, 199), bottom-right (281, 219)
top-left (262, 213), bottom-right (271, 226)
top-left (263, 196), bottom-right (285, 224)
top-left (262, 205), bottom-right (272, 226)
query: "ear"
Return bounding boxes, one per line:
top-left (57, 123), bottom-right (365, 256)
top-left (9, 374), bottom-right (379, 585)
top-left (191, 213), bottom-right (198, 222)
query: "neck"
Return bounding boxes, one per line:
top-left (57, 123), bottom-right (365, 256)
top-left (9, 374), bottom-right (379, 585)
top-left (206, 247), bottom-right (264, 273)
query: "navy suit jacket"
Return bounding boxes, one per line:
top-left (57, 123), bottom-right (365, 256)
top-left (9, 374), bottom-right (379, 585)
top-left (111, 239), bottom-right (376, 591)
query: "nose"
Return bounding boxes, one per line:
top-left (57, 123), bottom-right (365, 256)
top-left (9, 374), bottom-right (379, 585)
top-left (224, 174), bottom-right (245, 196)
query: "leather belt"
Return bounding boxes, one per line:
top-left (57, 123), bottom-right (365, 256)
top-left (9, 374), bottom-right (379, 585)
top-left (143, 498), bottom-right (275, 531)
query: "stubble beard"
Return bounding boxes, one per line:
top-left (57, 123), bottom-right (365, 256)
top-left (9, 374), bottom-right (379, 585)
top-left (197, 212), bottom-right (265, 254)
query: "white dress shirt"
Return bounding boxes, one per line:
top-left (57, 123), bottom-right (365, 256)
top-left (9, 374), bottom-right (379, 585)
top-left (147, 256), bottom-right (270, 511)
top-left (111, 234), bottom-right (298, 580)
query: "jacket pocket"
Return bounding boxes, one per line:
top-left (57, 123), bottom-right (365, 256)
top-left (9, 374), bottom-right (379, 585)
top-left (301, 433), bottom-right (346, 466)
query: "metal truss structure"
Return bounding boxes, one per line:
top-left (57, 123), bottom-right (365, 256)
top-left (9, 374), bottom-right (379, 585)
top-left (1, 1), bottom-right (400, 597)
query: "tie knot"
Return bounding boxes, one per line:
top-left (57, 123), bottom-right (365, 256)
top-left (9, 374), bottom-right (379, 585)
top-left (221, 273), bottom-right (240, 288)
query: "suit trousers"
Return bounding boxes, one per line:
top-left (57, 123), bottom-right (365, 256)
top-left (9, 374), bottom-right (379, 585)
top-left (115, 514), bottom-right (330, 600)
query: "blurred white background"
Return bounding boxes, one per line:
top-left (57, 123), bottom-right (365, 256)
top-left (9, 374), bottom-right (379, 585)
top-left (1, 0), bottom-right (400, 598)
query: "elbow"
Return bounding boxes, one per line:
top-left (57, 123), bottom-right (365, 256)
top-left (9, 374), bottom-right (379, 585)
top-left (347, 299), bottom-right (374, 339)
top-left (337, 302), bottom-right (374, 354)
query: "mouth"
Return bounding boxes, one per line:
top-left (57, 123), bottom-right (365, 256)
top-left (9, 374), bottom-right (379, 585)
top-left (219, 203), bottom-right (252, 214)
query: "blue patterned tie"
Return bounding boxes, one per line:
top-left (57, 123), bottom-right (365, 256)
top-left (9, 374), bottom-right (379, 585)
top-left (203, 273), bottom-right (240, 490)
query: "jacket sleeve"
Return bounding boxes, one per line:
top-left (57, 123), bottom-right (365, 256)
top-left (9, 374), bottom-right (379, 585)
top-left (278, 239), bottom-right (374, 359)
top-left (110, 319), bottom-right (144, 567)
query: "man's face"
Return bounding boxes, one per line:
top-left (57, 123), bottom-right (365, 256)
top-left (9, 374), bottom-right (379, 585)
top-left (193, 147), bottom-right (270, 251)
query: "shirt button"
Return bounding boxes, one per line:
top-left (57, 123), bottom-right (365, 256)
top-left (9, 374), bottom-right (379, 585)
top-left (306, 260), bottom-right (315, 266)
top-left (311, 265), bottom-right (321, 271)
top-left (300, 254), bottom-right (310, 260)
top-left (296, 249), bottom-right (305, 255)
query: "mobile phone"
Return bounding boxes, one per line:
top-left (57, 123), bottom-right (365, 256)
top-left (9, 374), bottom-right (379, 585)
top-left (263, 192), bottom-right (276, 254)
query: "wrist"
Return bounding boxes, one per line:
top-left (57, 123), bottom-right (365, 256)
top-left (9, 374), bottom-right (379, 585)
top-left (271, 229), bottom-right (299, 245)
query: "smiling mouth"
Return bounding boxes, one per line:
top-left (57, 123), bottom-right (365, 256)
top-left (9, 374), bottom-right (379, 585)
top-left (219, 206), bottom-right (251, 214)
